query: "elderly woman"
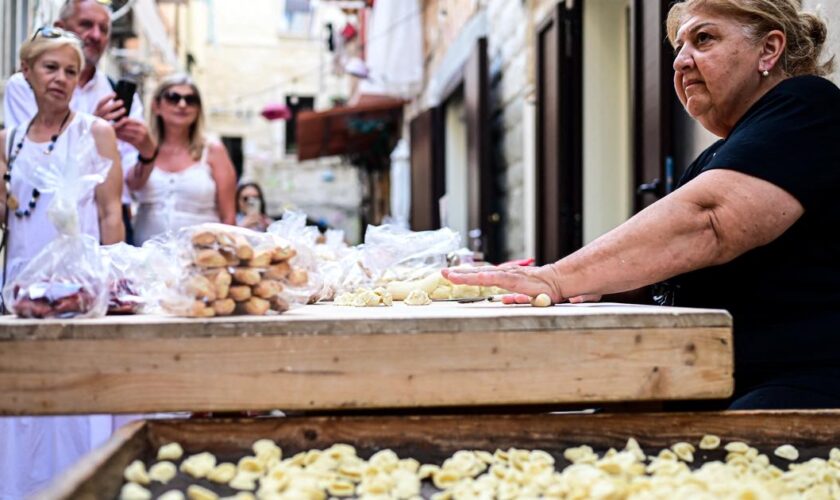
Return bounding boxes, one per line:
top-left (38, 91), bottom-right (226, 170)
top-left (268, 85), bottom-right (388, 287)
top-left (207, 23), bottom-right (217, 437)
top-left (126, 73), bottom-right (237, 244)
top-left (445, 0), bottom-right (840, 410)
top-left (0, 27), bottom-right (123, 498)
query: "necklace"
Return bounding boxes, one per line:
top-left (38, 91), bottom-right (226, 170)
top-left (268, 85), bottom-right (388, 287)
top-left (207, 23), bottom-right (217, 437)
top-left (3, 110), bottom-right (72, 218)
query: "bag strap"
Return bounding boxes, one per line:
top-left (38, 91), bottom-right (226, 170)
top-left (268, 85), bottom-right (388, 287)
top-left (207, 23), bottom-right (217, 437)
top-left (1, 127), bottom-right (18, 313)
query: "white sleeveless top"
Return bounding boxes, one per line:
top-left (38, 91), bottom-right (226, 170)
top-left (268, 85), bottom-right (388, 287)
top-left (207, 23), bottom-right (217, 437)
top-left (2, 113), bottom-right (103, 287)
top-left (132, 144), bottom-right (220, 245)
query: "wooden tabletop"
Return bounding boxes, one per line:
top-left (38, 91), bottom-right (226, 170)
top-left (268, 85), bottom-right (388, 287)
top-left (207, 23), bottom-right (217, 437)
top-left (0, 302), bottom-right (733, 414)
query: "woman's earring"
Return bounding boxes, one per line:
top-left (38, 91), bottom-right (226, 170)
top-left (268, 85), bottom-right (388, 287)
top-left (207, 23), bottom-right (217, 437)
top-left (762, 70), bottom-right (770, 77)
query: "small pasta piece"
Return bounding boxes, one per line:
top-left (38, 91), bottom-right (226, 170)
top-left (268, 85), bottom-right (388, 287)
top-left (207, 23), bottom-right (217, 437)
top-left (326, 479), bottom-right (356, 497)
top-left (157, 491), bottom-right (185, 500)
top-left (181, 452), bottom-right (217, 478)
top-left (699, 434), bottom-right (721, 450)
top-left (774, 444), bottom-right (800, 461)
top-left (187, 484), bottom-right (219, 500)
top-left (229, 471), bottom-right (257, 491)
top-left (123, 459), bottom-right (150, 485)
top-left (157, 442), bottom-right (184, 461)
top-left (671, 442), bottom-right (696, 463)
top-left (148, 461), bottom-right (177, 484)
top-left (724, 441), bottom-right (750, 454)
top-left (119, 482), bottom-right (151, 500)
top-left (207, 462), bottom-right (237, 483)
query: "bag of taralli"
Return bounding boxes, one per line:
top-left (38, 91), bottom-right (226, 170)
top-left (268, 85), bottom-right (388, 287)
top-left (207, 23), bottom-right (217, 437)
top-left (153, 223), bottom-right (318, 317)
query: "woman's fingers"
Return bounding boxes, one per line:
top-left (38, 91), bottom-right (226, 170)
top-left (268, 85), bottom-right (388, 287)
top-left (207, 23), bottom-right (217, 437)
top-left (501, 294), bottom-right (532, 305)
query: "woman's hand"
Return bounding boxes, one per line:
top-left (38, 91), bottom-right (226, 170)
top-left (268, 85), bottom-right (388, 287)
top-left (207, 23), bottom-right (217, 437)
top-left (442, 265), bottom-right (565, 304)
top-left (114, 118), bottom-right (156, 158)
top-left (94, 93), bottom-right (127, 122)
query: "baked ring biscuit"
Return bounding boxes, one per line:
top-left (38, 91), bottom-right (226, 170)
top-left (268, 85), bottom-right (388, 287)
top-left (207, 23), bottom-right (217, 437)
top-left (287, 269), bottom-right (308, 286)
top-left (253, 279), bottom-right (282, 299)
top-left (191, 231), bottom-right (216, 247)
top-left (229, 286), bottom-right (252, 302)
top-left (212, 298), bottom-right (236, 316)
top-left (264, 261), bottom-right (291, 280)
top-left (194, 249), bottom-right (227, 268)
top-left (233, 268), bottom-right (261, 286)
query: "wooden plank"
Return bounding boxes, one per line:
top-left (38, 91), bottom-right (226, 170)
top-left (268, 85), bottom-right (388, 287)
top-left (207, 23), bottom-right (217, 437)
top-left (0, 322), bottom-right (732, 414)
top-left (44, 412), bottom-right (840, 499)
top-left (0, 302), bottom-right (732, 341)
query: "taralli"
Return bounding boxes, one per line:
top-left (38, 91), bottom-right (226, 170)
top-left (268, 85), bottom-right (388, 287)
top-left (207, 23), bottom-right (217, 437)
top-left (271, 246), bottom-right (296, 262)
top-left (190, 300), bottom-right (215, 318)
top-left (246, 250), bottom-right (272, 268)
top-left (204, 269), bottom-right (232, 287)
top-left (191, 231), bottom-right (216, 247)
top-left (287, 269), bottom-right (309, 287)
top-left (212, 298), bottom-right (236, 316)
top-left (229, 286), bottom-right (252, 302)
top-left (185, 275), bottom-right (216, 301)
top-left (264, 262), bottom-right (291, 281)
top-left (194, 249), bottom-right (227, 268)
top-left (253, 279), bottom-right (283, 299)
top-left (404, 289), bottom-right (432, 306)
top-left (241, 297), bottom-right (271, 315)
top-left (233, 268), bottom-right (261, 286)
top-left (123, 459), bottom-right (150, 485)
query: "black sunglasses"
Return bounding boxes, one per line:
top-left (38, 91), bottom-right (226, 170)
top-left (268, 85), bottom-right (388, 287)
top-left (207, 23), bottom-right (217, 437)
top-left (161, 91), bottom-right (201, 107)
top-left (30, 26), bottom-right (82, 43)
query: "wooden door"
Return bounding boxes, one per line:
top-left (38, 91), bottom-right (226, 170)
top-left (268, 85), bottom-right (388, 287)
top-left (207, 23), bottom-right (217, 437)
top-left (464, 37), bottom-right (500, 262)
top-left (631, 0), bottom-right (675, 210)
top-left (409, 107), bottom-right (445, 231)
top-left (535, 1), bottom-right (583, 265)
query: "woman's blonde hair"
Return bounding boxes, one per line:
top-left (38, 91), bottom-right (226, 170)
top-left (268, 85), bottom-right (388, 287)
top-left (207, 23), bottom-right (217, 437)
top-left (19, 28), bottom-right (85, 71)
top-left (666, 0), bottom-right (834, 77)
top-left (151, 73), bottom-right (206, 160)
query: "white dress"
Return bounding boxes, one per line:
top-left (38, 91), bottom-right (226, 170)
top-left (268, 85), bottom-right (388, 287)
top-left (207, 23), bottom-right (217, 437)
top-left (132, 146), bottom-right (220, 245)
top-left (0, 113), bottom-right (127, 499)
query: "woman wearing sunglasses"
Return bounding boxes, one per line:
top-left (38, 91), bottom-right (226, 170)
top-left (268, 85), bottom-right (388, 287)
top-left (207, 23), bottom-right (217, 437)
top-left (0, 28), bottom-right (124, 498)
top-left (127, 73), bottom-right (237, 244)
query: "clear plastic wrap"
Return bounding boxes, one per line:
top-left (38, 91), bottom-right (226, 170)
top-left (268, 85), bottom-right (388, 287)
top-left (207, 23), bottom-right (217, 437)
top-left (3, 234), bottom-right (109, 318)
top-left (149, 223), bottom-right (319, 317)
top-left (1, 130), bottom-right (112, 318)
top-left (363, 224), bottom-right (460, 283)
top-left (102, 242), bottom-right (152, 314)
top-left (266, 211), bottom-right (326, 302)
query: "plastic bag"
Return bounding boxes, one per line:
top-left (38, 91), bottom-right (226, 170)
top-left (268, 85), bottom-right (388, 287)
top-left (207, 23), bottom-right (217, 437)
top-left (102, 243), bottom-right (152, 314)
top-left (2, 129), bottom-right (112, 318)
top-left (3, 234), bottom-right (109, 318)
top-left (362, 224), bottom-right (461, 283)
top-left (150, 223), bottom-right (319, 317)
top-left (266, 211), bottom-right (325, 302)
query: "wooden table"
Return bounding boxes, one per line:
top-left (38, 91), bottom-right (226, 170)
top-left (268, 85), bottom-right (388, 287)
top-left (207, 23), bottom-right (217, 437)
top-left (0, 302), bottom-right (733, 415)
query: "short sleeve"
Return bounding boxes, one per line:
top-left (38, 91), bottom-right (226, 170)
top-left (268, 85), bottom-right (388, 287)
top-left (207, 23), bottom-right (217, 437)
top-left (702, 77), bottom-right (840, 209)
top-left (2, 73), bottom-right (37, 130)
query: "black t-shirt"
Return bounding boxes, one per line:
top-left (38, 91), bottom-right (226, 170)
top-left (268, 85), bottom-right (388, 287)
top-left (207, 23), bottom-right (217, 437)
top-left (672, 75), bottom-right (840, 370)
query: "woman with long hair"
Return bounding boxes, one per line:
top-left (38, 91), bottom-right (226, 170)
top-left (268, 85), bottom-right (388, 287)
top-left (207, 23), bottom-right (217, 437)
top-left (128, 73), bottom-right (236, 244)
top-left (236, 182), bottom-right (273, 232)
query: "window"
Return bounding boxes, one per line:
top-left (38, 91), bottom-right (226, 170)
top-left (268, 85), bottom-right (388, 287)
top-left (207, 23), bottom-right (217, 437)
top-left (280, 0), bottom-right (313, 36)
top-left (2, 0), bottom-right (31, 82)
top-left (285, 95), bottom-right (315, 154)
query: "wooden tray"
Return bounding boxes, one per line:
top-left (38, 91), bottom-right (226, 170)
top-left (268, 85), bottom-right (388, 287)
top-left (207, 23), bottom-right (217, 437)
top-left (0, 302), bottom-right (733, 414)
top-left (39, 411), bottom-right (840, 499)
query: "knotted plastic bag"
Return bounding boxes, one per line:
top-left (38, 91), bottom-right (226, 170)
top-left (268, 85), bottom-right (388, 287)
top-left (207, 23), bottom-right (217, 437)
top-left (1, 127), bottom-right (112, 318)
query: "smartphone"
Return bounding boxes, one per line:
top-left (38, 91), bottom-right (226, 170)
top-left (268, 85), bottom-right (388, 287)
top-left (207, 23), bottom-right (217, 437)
top-left (114, 79), bottom-right (137, 117)
top-left (245, 197), bottom-right (261, 216)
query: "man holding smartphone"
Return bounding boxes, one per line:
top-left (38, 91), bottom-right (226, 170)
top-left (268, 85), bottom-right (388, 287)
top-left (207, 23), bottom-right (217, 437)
top-left (3, 0), bottom-right (157, 244)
